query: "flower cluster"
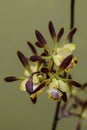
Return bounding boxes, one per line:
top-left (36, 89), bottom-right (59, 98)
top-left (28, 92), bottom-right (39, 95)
top-left (4, 21), bottom-right (81, 104)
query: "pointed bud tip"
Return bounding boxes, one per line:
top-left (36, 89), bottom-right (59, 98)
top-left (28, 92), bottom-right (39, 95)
top-left (17, 50), bottom-right (29, 68)
top-left (67, 27), bottom-right (77, 40)
top-left (35, 30), bottom-right (47, 46)
top-left (49, 21), bottom-right (56, 39)
top-left (27, 41), bottom-right (37, 54)
top-left (57, 27), bottom-right (64, 42)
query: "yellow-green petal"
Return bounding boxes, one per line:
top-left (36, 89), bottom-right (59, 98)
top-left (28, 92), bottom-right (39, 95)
top-left (52, 55), bottom-right (63, 66)
top-left (58, 80), bottom-right (69, 92)
top-left (20, 79), bottom-right (28, 91)
top-left (63, 43), bottom-right (76, 51)
top-left (57, 48), bottom-right (72, 58)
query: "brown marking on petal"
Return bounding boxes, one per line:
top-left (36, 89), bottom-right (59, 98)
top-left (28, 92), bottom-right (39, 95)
top-left (57, 28), bottom-right (64, 42)
top-left (69, 80), bottom-right (82, 88)
top-left (30, 55), bottom-right (41, 62)
top-left (4, 76), bottom-right (20, 82)
top-left (27, 41), bottom-right (37, 54)
top-left (67, 27), bottom-right (77, 40)
top-left (17, 51), bottom-right (29, 68)
top-left (59, 55), bottom-right (73, 70)
top-left (35, 30), bottom-right (47, 47)
top-left (25, 77), bottom-right (33, 94)
top-left (33, 82), bottom-right (46, 94)
top-left (62, 92), bottom-right (67, 102)
top-left (49, 21), bottom-right (56, 39)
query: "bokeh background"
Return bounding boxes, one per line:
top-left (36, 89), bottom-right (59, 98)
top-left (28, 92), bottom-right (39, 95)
top-left (0, 0), bottom-right (87, 130)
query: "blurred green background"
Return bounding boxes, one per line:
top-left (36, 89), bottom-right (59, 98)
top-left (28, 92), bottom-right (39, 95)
top-left (0, 0), bottom-right (87, 130)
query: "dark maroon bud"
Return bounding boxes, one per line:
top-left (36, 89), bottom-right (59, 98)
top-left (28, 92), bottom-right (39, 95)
top-left (57, 28), bottom-right (64, 42)
top-left (41, 68), bottom-right (49, 73)
top-left (27, 41), bottom-right (37, 54)
top-left (30, 55), bottom-right (41, 62)
top-left (25, 77), bottom-right (33, 94)
top-left (35, 30), bottom-right (47, 47)
top-left (49, 21), bottom-right (56, 39)
top-left (69, 80), bottom-right (81, 88)
top-left (67, 27), bottom-right (77, 40)
top-left (17, 51), bottom-right (29, 68)
top-left (59, 55), bottom-right (73, 70)
top-left (4, 76), bottom-right (20, 82)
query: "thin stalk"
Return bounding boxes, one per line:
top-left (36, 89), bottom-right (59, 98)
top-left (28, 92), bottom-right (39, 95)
top-left (70, 0), bottom-right (75, 42)
top-left (52, 101), bottom-right (61, 130)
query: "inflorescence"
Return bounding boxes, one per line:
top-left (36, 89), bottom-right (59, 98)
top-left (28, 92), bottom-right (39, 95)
top-left (4, 21), bottom-right (87, 129)
top-left (4, 21), bottom-right (81, 103)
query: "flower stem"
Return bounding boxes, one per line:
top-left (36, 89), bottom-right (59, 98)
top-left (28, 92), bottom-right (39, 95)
top-left (52, 101), bottom-right (61, 130)
top-left (70, 0), bottom-right (75, 42)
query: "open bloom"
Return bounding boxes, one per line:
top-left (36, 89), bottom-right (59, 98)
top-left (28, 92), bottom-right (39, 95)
top-left (47, 78), bottom-right (69, 101)
top-left (52, 44), bottom-right (77, 70)
top-left (4, 51), bottom-right (44, 103)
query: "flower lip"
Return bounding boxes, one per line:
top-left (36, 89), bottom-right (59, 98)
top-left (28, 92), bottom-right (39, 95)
top-left (51, 90), bottom-right (59, 99)
top-left (47, 88), bottom-right (62, 101)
